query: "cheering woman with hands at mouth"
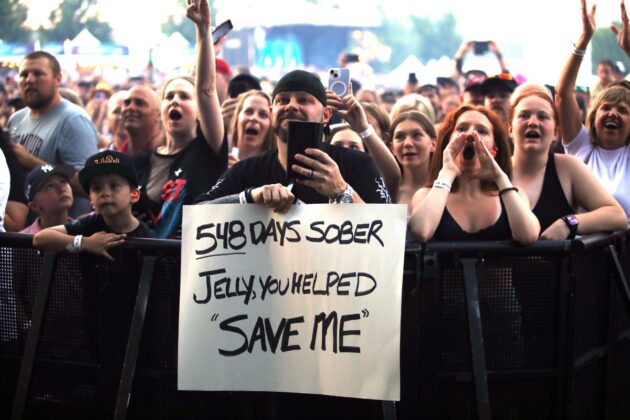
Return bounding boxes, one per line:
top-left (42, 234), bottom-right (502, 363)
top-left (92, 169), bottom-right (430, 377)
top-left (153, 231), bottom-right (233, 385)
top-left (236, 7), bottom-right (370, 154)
top-left (408, 105), bottom-right (540, 244)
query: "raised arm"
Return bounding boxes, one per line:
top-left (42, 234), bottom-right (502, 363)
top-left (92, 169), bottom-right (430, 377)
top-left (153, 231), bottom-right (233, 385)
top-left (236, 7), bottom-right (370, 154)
top-left (326, 84), bottom-right (401, 198)
top-left (187, 0), bottom-right (224, 154)
top-left (556, 0), bottom-right (596, 144)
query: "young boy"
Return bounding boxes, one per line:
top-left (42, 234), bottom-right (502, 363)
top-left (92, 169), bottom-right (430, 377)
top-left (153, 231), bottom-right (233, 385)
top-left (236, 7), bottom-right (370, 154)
top-left (20, 164), bottom-right (74, 234)
top-left (33, 150), bottom-right (155, 260)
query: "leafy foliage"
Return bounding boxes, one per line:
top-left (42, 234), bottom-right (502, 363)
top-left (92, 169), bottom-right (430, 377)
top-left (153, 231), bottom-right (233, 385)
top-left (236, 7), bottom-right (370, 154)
top-left (376, 12), bottom-right (462, 72)
top-left (39, 0), bottom-right (113, 43)
top-left (161, 0), bottom-right (218, 44)
top-left (591, 23), bottom-right (629, 76)
top-left (0, 0), bottom-right (30, 42)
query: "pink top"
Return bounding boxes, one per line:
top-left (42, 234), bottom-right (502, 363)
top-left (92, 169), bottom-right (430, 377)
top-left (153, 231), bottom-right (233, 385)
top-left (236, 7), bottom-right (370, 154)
top-left (20, 217), bottom-right (73, 235)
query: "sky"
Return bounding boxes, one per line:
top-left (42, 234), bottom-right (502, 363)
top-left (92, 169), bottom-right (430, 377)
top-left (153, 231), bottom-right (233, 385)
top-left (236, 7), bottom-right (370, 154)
top-left (21, 0), bottom-right (624, 85)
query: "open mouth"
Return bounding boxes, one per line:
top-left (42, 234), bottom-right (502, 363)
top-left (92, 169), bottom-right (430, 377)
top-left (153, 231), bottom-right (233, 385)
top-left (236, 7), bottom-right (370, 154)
top-left (603, 119), bottom-right (620, 130)
top-left (525, 131), bottom-right (541, 139)
top-left (169, 109), bottom-right (183, 121)
top-left (244, 127), bottom-right (259, 136)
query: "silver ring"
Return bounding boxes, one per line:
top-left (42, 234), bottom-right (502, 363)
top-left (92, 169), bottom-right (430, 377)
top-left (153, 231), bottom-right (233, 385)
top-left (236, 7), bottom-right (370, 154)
top-left (309, 170), bottom-right (314, 179)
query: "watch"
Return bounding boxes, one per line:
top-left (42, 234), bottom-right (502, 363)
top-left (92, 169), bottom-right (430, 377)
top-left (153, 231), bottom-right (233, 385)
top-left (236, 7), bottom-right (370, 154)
top-left (562, 214), bottom-right (579, 239)
top-left (330, 184), bottom-right (354, 204)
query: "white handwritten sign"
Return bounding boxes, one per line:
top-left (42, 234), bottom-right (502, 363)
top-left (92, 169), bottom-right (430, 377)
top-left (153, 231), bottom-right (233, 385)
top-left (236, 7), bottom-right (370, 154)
top-left (179, 204), bottom-right (407, 401)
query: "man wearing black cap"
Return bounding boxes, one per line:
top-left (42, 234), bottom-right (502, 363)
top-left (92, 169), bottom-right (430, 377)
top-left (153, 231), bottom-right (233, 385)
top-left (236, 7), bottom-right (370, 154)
top-left (195, 69), bottom-right (390, 210)
top-left (481, 72), bottom-right (518, 123)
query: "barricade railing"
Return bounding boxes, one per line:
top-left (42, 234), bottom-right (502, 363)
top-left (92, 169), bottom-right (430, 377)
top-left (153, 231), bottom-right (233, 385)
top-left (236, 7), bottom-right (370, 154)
top-left (0, 228), bottom-right (629, 419)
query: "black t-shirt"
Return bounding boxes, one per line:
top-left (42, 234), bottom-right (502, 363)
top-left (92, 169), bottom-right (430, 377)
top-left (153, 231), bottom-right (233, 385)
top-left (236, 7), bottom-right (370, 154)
top-left (64, 213), bottom-right (154, 264)
top-left (194, 144), bottom-right (391, 204)
top-left (133, 128), bottom-right (228, 238)
top-left (65, 213), bottom-right (155, 238)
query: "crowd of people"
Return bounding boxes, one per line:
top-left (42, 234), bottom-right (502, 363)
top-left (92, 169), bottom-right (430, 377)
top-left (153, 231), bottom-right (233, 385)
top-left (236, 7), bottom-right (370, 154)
top-left (0, 0), bottom-right (628, 259)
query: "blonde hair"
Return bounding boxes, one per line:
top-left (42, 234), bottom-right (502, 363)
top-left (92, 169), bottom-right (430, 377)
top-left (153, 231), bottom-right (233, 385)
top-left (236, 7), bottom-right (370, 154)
top-left (389, 93), bottom-right (436, 124)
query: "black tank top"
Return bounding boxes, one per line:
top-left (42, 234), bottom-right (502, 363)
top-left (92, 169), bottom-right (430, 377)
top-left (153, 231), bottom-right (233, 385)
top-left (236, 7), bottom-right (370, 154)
top-left (433, 198), bottom-right (512, 241)
top-left (532, 154), bottom-right (574, 232)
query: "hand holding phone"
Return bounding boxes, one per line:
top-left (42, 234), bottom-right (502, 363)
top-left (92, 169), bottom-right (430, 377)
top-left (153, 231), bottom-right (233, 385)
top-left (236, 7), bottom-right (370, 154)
top-left (328, 68), bottom-right (350, 98)
top-left (287, 121), bottom-right (324, 180)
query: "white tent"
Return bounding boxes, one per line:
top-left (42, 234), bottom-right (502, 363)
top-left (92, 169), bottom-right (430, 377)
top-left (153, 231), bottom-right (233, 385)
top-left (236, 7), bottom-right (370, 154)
top-left (150, 32), bottom-right (194, 72)
top-left (386, 55), bottom-right (425, 87)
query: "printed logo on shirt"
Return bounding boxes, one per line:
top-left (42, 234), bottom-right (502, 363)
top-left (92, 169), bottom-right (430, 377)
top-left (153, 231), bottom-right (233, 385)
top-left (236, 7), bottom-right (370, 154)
top-left (375, 177), bottom-right (391, 203)
top-left (174, 168), bottom-right (183, 176)
top-left (16, 133), bottom-right (43, 157)
top-left (162, 178), bottom-right (187, 203)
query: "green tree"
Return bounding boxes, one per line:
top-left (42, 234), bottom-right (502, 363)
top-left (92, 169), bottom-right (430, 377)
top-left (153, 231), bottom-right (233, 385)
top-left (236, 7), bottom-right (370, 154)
top-left (376, 12), bottom-right (462, 72)
top-left (39, 0), bottom-right (113, 43)
top-left (0, 0), bottom-right (30, 42)
top-left (161, 0), bottom-right (218, 43)
top-left (591, 23), bottom-right (629, 75)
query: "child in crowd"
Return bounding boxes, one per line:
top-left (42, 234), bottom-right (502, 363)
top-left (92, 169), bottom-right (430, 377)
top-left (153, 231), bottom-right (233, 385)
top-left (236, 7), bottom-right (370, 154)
top-left (33, 150), bottom-right (154, 260)
top-left (20, 164), bottom-right (74, 234)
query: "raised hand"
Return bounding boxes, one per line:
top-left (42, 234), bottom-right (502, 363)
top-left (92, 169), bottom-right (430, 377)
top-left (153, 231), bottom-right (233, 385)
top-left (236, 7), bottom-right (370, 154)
top-left (186, 0), bottom-right (211, 27)
top-left (326, 83), bottom-right (370, 132)
top-left (578, 0), bottom-right (597, 47)
top-left (611, 0), bottom-right (630, 56)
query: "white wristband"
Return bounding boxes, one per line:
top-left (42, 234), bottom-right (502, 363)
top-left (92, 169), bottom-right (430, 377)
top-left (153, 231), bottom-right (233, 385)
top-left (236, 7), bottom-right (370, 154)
top-left (432, 179), bottom-right (452, 192)
top-left (65, 235), bottom-right (83, 253)
top-left (571, 44), bottom-right (586, 57)
top-left (358, 124), bottom-right (376, 139)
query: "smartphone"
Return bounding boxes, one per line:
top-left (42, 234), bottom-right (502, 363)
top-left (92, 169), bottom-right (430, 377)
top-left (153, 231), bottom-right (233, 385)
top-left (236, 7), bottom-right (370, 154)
top-left (212, 19), bottom-right (233, 45)
top-left (473, 41), bottom-right (490, 55)
top-left (287, 121), bottom-right (324, 180)
top-left (328, 68), bottom-right (350, 98)
top-left (408, 72), bottom-right (418, 84)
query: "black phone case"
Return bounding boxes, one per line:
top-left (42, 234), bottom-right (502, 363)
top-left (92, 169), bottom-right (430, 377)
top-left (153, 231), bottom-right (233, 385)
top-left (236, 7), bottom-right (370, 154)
top-left (287, 121), bottom-right (324, 180)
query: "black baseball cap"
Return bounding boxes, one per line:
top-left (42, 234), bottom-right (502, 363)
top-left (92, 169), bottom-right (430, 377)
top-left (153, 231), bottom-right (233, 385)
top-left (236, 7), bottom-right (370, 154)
top-left (79, 150), bottom-right (138, 193)
top-left (481, 73), bottom-right (518, 95)
top-left (24, 164), bottom-right (74, 202)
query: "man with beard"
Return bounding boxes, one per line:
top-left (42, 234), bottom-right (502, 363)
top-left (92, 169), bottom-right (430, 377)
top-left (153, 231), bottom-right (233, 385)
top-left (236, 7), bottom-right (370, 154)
top-left (7, 51), bottom-right (97, 216)
top-left (119, 85), bottom-right (163, 155)
top-left (195, 69), bottom-right (391, 210)
top-left (481, 73), bottom-right (518, 124)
